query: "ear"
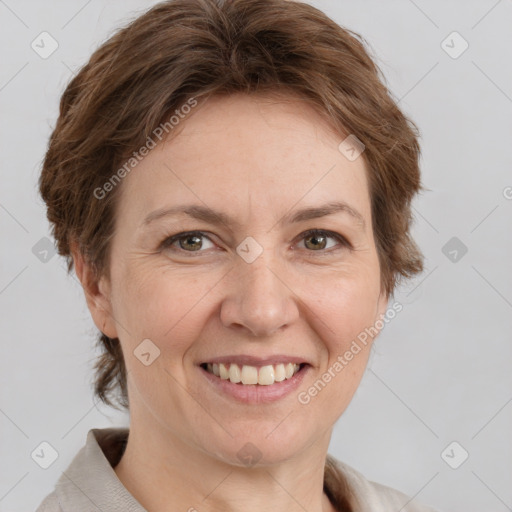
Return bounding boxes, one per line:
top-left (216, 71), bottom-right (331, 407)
top-left (371, 288), bottom-right (390, 341)
top-left (70, 241), bottom-right (119, 339)
top-left (376, 289), bottom-right (389, 321)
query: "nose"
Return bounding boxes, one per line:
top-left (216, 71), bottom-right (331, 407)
top-left (219, 253), bottom-right (300, 338)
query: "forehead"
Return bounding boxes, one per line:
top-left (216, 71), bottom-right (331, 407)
top-left (116, 93), bottom-right (371, 228)
top-left (165, 92), bottom-right (344, 160)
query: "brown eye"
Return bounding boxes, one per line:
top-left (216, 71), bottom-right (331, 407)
top-left (161, 231), bottom-right (215, 253)
top-left (304, 232), bottom-right (328, 250)
top-left (178, 234), bottom-right (203, 251)
top-left (161, 229), bottom-right (350, 256)
top-left (298, 229), bottom-right (350, 252)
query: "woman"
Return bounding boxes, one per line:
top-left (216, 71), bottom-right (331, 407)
top-left (36, 0), bottom-right (438, 510)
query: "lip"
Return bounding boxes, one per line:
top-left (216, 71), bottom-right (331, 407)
top-left (198, 354), bottom-right (310, 367)
top-left (198, 363), bottom-right (311, 404)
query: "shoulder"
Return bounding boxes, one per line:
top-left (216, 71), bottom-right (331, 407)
top-left (33, 427), bottom-right (143, 512)
top-left (34, 491), bottom-right (63, 512)
top-left (328, 455), bottom-right (440, 512)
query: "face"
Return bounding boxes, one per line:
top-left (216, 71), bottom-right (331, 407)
top-left (84, 93), bottom-right (389, 466)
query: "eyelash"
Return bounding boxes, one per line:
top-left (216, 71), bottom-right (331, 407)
top-left (159, 229), bottom-right (351, 256)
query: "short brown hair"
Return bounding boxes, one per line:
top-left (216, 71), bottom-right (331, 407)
top-left (39, 0), bottom-right (424, 415)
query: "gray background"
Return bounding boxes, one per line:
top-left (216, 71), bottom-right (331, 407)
top-left (1, 1), bottom-right (511, 511)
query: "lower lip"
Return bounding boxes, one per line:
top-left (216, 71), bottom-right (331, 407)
top-left (198, 364), bottom-right (311, 404)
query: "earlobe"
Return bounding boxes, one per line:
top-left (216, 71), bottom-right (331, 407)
top-left (70, 240), bottom-right (119, 339)
top-left (369, 291), bottom-right (390, 342)
top-left (375, 289), bottom-right (389, 325)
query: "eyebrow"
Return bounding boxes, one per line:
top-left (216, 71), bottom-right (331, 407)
top-left (141, 200), bottom-right (366, 230)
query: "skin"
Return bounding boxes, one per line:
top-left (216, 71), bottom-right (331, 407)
top-left (73, 93), bottom-right (389, 512)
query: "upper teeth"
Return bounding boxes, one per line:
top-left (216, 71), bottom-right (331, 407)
top-left (205, 362), bottom-right (301, 385)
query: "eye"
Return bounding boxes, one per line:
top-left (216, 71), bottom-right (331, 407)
top-left (160, 231), bottom-right (216, 253)
top-left (295, 229), bottom-right (351, 253)
top-left (160, 229), bottom-right (350, 256)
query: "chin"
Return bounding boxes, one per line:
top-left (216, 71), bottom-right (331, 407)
top-left (204, 430), bottom-right (308, 469)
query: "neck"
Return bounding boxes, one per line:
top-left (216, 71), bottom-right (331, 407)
top-left (114, 415), bottom-right (337, 512)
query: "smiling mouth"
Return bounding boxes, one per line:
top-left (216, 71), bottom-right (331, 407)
top-left (200, 362), bottom-right (308, 386)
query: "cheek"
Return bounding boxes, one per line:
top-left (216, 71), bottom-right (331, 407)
top-left (113, 263), bottom-right (218, 353)
top-left (298, 273), bottom-right (379, 416)
top-left (305, 262), bottom-right (381, 345)
top-left (111, 266), bottom-right (217, 412)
